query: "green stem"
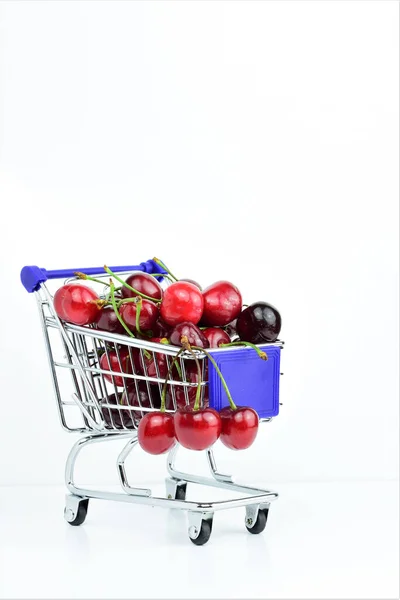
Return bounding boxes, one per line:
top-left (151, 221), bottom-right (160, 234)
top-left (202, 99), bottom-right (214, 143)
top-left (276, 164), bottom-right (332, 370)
top-left (152, 257), bottom-right (179, 282)
top-left (192, 346), bottom-right (237, 411)
top-left (220, 341), bottom-right (268, 360)
top-left (183, 345), bottom-right (203, 411)
top-left (109, 281), bottom-right (136, 339)
top-left (75, 272), bottom-right (110, 286)
top-left (151, 272), bottom-right (174, 282)
top-left (103, 265), bottom-right (162, 303)
top-left (160, 348), bottom-right (186, 411)
top-left (135, 297), bottom-right (144, 336)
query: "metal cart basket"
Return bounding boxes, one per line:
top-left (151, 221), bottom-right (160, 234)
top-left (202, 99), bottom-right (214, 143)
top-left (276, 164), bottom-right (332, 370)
top-left (21, 260), bottom-right (283, 545)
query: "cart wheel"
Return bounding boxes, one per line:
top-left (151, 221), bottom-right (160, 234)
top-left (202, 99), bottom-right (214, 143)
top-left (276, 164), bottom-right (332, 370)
top-left (246, 508), bottom-right (268, 534)
top-left (189, 520), bottom-right (212, 546)
top-left (64, 498), bottom-right (89, 526)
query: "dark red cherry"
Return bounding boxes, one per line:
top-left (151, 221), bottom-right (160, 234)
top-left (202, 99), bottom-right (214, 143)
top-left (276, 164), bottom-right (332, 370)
top-left (169, 322), bottom-right (210, 349)
top-left (99, 348), bottom-right (133, 387)
top-left (96, 306), bottom-right (125, 335)
top-left (121, 272), bottom-right (163, 301)
top-left (119, 299), bottom-right (159, 333)
top-left (101, 393), bottom-right (134, 429)
top-left (201, 281), bottom-right (242, 327)
top-left (151, 318), bottom-right (172, 338)
top-left (236, 302), bottom-right (281, 343)
top-left (120, 382), bottom-right (161, 421)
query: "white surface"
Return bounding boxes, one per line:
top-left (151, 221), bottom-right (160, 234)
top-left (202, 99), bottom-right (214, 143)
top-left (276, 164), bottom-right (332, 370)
top-left (0, 482), bottom-right (398, 599)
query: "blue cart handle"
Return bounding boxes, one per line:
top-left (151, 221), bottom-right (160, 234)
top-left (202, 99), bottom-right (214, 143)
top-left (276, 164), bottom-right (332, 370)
top-left (20, 260), bottom-right (166, 293)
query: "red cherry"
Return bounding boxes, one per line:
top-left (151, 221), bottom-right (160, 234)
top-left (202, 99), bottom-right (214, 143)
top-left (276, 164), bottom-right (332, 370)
top-left (170, 322), bottom-right (210, 349)
top-left (138, 412), bottom-right (176, 455)
top-left (54, 283), bottom-right (100, 326)
top-left (121, 272), bottom-right (163, 301)
top-left (220, 406), bottom-right (259, 450)
top-left (96, 306), bottom-right (125, 335)
top-left (201, 281), bottom-right (242, 327)
top-left (180, 278), bottom-right (202, 290)
top-left (99, 349), bottom-right (133, 387)
top-left (202, 327), bottom-right (230, 348)
top-left (174, 406), bottom-right (221, 451)
top-left (167, 361), bottom-right (208, 409)
top-left (160, 282), bottom-right (204, 326)
top-left (119, 299), bottom-right (159, 333)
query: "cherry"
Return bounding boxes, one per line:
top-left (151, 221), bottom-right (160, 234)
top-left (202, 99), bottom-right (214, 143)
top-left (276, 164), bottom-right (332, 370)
top-left (101, 393), bottom-right (134, 429)
top-left (225, 319), bottom-right (239, 341)
top-left (201, 281), bottom-right (242, 327)
top-left (119, 298), bottom-right (159, 333)
top-left (220, 406), bottom-right (259, 450)
top-left (96, 306), bottom-right (125, 335)
top-left (174, 406), bottom-right (221, 451)
top-left (202, 327), bottom-right (230, 348)
top-left (170, 322), bottom-right (210, 349)
top-left (137, 412), bottom-right (176, 455)
top-left (121, 272), bottom-right (163, 301)
top-left (99, 348), bottom-right (133, 387)
top-left (121, 382), bottom-right (161, 421)
top-left (140, 338), bottom-right (170, 379)
top-left (152, 318), bottom-right (172, 338)
top-left (169, 361), bottom-right (208, 408)
top-left (236, 302), bottom-right (281, 343)
top-left (180, 278), bottom-right (202, 290)
top-left (54, 283), bottom-right (100, 326)
top-left (160, 281), bottom-right (204, 326)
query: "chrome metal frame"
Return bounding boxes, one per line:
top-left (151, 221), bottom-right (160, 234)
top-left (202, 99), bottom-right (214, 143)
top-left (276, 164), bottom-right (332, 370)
top-left (34, 272), bottom-right (282, 542)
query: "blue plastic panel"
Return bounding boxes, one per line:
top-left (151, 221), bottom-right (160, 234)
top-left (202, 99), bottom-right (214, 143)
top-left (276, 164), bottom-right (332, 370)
top-left (208, 345), bottom-right (281, 418)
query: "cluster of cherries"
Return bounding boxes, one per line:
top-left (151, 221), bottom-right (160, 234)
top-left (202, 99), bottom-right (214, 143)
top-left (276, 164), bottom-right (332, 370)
top-left (53, 258), bottom-right (282, 454)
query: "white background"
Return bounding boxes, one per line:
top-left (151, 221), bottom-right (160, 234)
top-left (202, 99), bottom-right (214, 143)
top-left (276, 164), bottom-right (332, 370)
top-left (0, 1), bottom-right (398, 599)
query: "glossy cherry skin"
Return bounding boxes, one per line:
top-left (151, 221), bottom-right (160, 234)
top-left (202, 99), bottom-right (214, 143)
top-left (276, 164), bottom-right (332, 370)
top-left (151, 318), bottom-right (172, 338)
top-left (160, 282), bottom-right (204, 326)
top-left (201, 281), bottom-right (242, 327)
top-left (170, 322), bottom-right (210, 349)
top-left (180, 278), bottom-right (202, 290)
top-left (121, 272), bottom-right (163, 301)
top-left (54, 283), bottom-right (100, 326)
top-left (96, 306), bottom-right (125, 335)
top-left (119, 299), bottom-right (159, 333)
top-left (225, 319), bottom-right (239, 341)
top-left (101, 393), bottom-right (134, 429)
top-left (202, 327), bottom-right (230, 348)
top-left (99, 348), bottom-right (133, 387)
top-left (220, 406), bottom-right (259, 450)
top-left (121, 382), bottom-right (161, 421)
top-left (236, 302), bottom-right (281, 343)
top-left (140, 338), bottom-right (170, 379)
top-left (174, 406), bottom-right (221, 451)
top-left (138, 412), bottom-right (176, 455)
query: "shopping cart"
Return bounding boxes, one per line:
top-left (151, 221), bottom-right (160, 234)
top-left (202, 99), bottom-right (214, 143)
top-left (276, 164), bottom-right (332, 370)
top-left (21, 259), bottom-right (283, 545)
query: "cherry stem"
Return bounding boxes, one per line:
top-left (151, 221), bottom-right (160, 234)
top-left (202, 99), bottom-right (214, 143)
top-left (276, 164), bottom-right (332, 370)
top-left (135, 297), bottom-right (144, 336)
top-left (220, 341), bottom-right (268, 360)
top-left (180, 336), bottom-right (203, 411)
top-left (160, 347), bottom-right (186, 412)
top-left (152, 257), bottom-right (179, 282)
top-left (75, 272), bottom-right (109, 286)
top-left (103, 265), bottom-right (162, 303)
top-left (192, 346), bottom-right (237, 411)
top-left (151, 272), bottom-right (174, 282)
top-left (109, 281), bottom-right (136, 339)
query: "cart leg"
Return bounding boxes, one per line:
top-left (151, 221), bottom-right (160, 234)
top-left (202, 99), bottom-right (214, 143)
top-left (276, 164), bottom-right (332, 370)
top-left (188, 511), bottom-right (214, 546)
top-left (206, 448), bottom-right (234, 484)
top-left (165, 478), bottom-right (187, 500)
top-left (116, 436), bottom-right (151, 497)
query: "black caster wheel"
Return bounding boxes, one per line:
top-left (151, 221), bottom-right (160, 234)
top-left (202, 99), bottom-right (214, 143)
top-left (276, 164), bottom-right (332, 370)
top-left (189, 520), bottom-right (212, 546)
top-left (246, 508), bottom-right (269, 534)
top-left (64, 498), bottom-right (89, 526)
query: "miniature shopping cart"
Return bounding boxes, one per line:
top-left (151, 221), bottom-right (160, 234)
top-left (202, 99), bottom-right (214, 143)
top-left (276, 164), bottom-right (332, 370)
top-left (21, 259), bottom-right (283, 545)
